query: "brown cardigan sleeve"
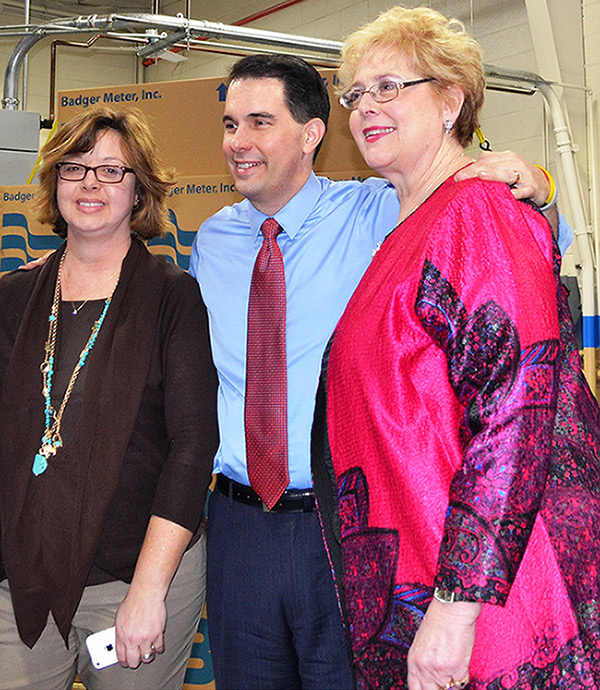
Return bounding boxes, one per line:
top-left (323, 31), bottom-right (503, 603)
top-left (152, 265), bottom-right (219, 528)
top-left (0, 268), bottom-right (39, 583)
top-left (91, 262), bottom-right (219, 582)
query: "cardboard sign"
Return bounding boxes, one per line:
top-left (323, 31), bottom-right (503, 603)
top-left (56, 71), bottom-right (368, 176)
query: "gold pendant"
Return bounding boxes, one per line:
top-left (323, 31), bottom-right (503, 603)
top-left (41, 443), bottom-right (56, 458)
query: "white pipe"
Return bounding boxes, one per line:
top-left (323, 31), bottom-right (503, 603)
top-left (589, 88), bottom-right (600, 357)
top-left (537, 82), bottom-right (596, 386)
top-left (22, 0), bottom-right (30, 110)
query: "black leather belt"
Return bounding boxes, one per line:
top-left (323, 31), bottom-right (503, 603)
top-left (216, 473), bottom-right (316, 513)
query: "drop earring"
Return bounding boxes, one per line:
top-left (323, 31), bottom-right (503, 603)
top-left (443, 119), bottom-right (454, 134)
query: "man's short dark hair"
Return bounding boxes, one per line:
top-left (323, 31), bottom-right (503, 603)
top-left (228, 54), bottom-right (330, 160)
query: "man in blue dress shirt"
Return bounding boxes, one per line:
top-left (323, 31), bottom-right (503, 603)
top-left (189, 54), bottom-right (565, 689)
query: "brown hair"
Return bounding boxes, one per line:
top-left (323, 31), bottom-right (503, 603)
top-left (36, 107), bottom-right (175, 239)
top-left (339, 6), bottom-right (485, 148)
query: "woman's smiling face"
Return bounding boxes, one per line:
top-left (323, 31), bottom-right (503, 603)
top-left (348, 48), bottom-right (448, 180)
top-left (56, 128), bottom-right (136, 242)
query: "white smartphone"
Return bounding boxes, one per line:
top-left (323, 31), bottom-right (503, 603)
top-left (86, 626), bottom-right (119, 669)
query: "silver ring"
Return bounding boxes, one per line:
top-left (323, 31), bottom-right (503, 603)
top-left (142, 651), bottom-right (155, 661)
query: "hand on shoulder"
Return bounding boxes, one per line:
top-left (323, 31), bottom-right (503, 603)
top-left (17, 251), bottom-right (54, 271)
top-left (455, 150), bottom-right (549, 207)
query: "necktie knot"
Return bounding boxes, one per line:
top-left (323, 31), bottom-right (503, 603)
top-left (261, 218), bottom-right (281, 241)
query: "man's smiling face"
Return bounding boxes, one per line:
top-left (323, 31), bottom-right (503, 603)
top-left (222, 77), bottom-right (315, 216)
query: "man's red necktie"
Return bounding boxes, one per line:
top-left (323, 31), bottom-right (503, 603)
top-left (245, 217), bottom-right (289, 509)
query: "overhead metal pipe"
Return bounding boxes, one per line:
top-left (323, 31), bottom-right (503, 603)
top-left (141, 0), bottom-right (310, 68)
top-left (2, 12), bottom-right (342, 109)
top-left (116, 13), bottom-right (342, 53)
top-left (137, 29), bottom-right (187, 59)
top-left (3, 15), bottom-right (122, 108)
top-left (22, 0), bottom-right (30, 109)
top-left (3, 30), bottom-right (42, 109)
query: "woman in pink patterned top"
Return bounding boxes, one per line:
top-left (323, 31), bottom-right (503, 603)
top-left (311, 6), bottom-right (600, 690)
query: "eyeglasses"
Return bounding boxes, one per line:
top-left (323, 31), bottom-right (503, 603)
top-left (339, 77), bottom-right (435, 110)
top-left (56, 162), bottom-right (135, 184)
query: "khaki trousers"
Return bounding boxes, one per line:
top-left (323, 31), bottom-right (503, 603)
top-left (0, 535), bottom-right (206, 690)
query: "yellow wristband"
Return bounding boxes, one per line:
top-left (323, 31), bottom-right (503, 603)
top-left (534, 164), bottom-right (557, 207)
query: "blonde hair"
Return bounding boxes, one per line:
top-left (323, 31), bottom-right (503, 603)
top-left (339, 6), bottom-right (485, 147)
top-left (37, 107), bottom-right (175, 239)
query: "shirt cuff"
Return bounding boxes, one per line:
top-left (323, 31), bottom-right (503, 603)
top-left (557, 213), bottom-right (574, 256)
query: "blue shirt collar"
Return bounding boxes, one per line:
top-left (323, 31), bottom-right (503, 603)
top-left (247, 172), bottom-right (321, 241)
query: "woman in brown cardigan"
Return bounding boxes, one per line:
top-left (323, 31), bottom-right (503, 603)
top-left (0, 108), bottom-right (218, 689)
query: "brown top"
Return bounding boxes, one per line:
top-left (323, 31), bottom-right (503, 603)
top-left (0, 239), bottom-right (219, 647)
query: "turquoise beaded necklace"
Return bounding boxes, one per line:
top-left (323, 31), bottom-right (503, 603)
top-left (33, 251), bottom-right (119, 476)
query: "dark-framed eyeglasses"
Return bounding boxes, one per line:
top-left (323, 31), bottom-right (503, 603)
top-left (56, 162), bottom-right (135, 184)
top-left (339, 77), bottom-right (435, 111)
